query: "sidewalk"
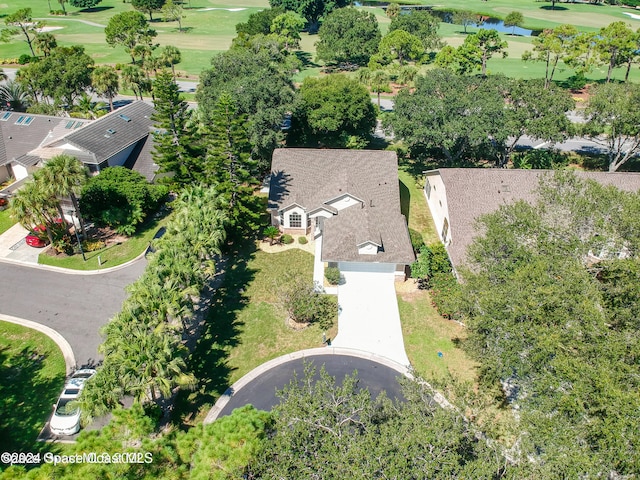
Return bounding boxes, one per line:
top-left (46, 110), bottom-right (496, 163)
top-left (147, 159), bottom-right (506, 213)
top-left (0, 223), bottom-right (41, 264)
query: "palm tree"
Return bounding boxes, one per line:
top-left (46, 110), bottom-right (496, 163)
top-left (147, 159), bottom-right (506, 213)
top-left (10, 179), bottom-right (59, 245)
top-left (38, 154), bottom-right (89, 237)
top-left (160, 45), bottom-right (182, 79)
top-left (72, 92), bottom-right (106, 119)
top-left (0, 80), bottom-right (30, 111)
top-left (91, 65), bottom-right (119, 112)
top-left (33, 32), bottom-right (57, 57)
top-left (121, 65), bottom-right (150, 100)
top-left (0, 68), bottom-right (7, 82)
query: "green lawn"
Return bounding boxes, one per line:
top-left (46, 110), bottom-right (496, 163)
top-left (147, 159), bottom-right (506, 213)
top-left (174, 245), bottom-right (338, 426)
top-left (398, 169), bottom-right (439, 245)
top-left (398, 291), bottom-right (476, 382)
top-left (0, 209), bottom-right (16, 236)
top-left (0, 321), bottom-right (66, 452)
top-left (38, 210), bottom-right (172, 270)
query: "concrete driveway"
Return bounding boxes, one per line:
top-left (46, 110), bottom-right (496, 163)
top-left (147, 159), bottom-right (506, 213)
top-left (0, 223), bottom-right (42, 264)
top-left (331, 271), bottom-right (410, 366)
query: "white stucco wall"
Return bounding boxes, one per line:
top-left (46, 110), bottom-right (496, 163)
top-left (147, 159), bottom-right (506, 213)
top-left (424, 172), bottom-right (451, 245)
top-left (107, 143), bottom-right (136, 167)
top-left (282, 205), bottom-right (307, 229)
top-left (12, 164), bottom-right (29, 181)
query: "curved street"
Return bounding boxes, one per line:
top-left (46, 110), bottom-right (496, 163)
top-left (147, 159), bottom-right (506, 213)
top-left (0, 259), bottom-right (145, 367)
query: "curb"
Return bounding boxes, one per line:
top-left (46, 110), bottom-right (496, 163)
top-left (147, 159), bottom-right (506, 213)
top-left (0, 246), bottom-right (149, 276)
top-left (203, 347), bottom-right (411, 424)
top-left (0, 314), bottom-right (76, 376)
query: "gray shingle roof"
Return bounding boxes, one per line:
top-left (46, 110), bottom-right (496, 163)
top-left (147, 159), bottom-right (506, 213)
top-left (270, 148), bottom-right (415, 264)
top-left (0, 111), bottom-right (68, 166)
top-left (57, 102), bottom-right (155, 163)
top-left (432, 168), bottom-right (640, 269)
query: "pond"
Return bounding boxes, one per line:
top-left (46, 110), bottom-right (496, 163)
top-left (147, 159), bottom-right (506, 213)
top-left (352, 3), bottom-right (538, 37)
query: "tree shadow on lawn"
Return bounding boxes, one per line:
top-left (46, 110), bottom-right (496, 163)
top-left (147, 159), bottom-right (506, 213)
top-left (79, 6), bottom-right (114, 13)
top-left (172, 241), bottom-right (258, 428)
top-left (0, 346), bottom-right (65, 453)
top-left (295, 51), bottom-right (320, 69)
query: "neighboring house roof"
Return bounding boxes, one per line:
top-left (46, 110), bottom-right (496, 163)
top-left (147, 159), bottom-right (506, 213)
top-left (0, 111), bottom-right (70, 166)
top-left (122, 132), bottom-right (159, 182)
top-left (51, 102), bottom-right (155, 164)
top-left (270, 148), bottom-right (415, 265)
top-left (430, 168), bottom-right (640, 269)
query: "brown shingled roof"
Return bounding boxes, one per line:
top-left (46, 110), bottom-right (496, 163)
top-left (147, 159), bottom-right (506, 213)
top-left (432, 168), bottom-right (640, 269)
top-left (270, 148), bottom-right (415, 264)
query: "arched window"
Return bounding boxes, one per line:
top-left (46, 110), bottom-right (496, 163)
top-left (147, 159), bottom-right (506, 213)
top-left (289, 212), bottom-right (302, 228)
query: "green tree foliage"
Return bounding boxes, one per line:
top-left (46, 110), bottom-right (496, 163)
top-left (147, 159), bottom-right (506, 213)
top-left (452, 10), bottom-right (478, 34)
top-left (159, 45), bottom-right (181, 78)
top-left (16, 45), bottom-right (94, 108)
top-left (69, 0), bottom-right (103, 8)
top-left (500, 78), bottom-right (574, 166)
top-left (388, 10), bottom-right (442, 51)
top-left (80, 167), bottom-right (167, 235)
top-left (268, 0), bottom-right (351, 33)
top-left (236, 7), bottom-right (285, 36)
top-left (270, 11), bottom-right (305, 51)
top-left (105, 11), bottom-right (157, 64)
top-left (162, 0), bottom-right (185, 32)
top-left (0, 80), bottom-right (30, 112)
top-left (250, 364), bottom-right (504, 478)
top-left (376, 29), bottom-right (424, 65)
top-left (290, 74), bottom-right (376, 147)
top-left (389, 70), bottom-right (505, 164)
top-left (457, 29), bottom-right (508, 76)
top-left (411, 243), bottom-right (451, 287)
top-left (597, 21), bottom-right (636, 83)
top-left (457, 171), bottom-right (640, 475)
top-left (522, 24), bottom-right (579, 88)
top-left (316, 8), bottom-right (381, 67)
top-left (132, 0), bottom-right (166, 22)
top-left (204, 93), bottom-right (262, 236)
top-left (10, 178), bottom-right (60, 245)
top-left (1, 8), bottom-right (42, 56)
top-left (121, 64), bottom-right (151, 100)
top-left (278, 274), bottom-right (336, 329)
top-left (385, 2), bottom-right (400, 19)
top-left (33, 32), bottom-right (57, 57)
top-left (582, 82), bottom-right (640, 172)
top-left (91, 65), bottom-right (119, 111)
top-left (503, 11), bottom-right (524, 35)
top-left (197, 48), bottom-right (295, 164)
top-left (82, 185), bottom-right (226, 417)
top-left (152, 70), bottom-right (204, 187)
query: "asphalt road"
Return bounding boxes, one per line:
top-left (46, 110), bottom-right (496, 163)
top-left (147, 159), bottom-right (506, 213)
top-left (217, 354), bottom-right (406, 418)
top-left (0, 259), bottom-right (146, 367)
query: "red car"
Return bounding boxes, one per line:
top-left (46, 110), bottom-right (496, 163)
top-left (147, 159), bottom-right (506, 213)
top-left (25, 225), bottom-right (48, 248)
top-left (25, 219), bottom-right (65, 248)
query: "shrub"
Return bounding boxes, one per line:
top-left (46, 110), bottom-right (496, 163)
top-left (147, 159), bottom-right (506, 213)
top-left (513, 149), bottom-right (568, 170)
top-left (408, 228), bottom-right (425, 252)
top-left (429, 272), bottom-right (462, 320)
top-left (411, 243), bottom-right (451, 288)
top-left (281, 234), bottom-right (294, 244)
top-left (566, 72), bottom-right (587, 92)
top-left (280, 274), bottom-right (336, 329)
top-left (80, 167), bottom-right (168, 236)
top-left (81, 240), bottom-right (106, 252)
top-left (324, 267), bottom-right (341, 285)
top-left (298, 236), bottom-right (308, 245)
top-left (18, 54), bottom-right (32, 65)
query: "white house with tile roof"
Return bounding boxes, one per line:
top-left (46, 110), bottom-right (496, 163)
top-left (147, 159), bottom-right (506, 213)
top-left (269, 148), bottom-right (415, 278)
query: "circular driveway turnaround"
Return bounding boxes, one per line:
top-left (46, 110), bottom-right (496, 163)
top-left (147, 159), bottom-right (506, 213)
top-left (208, 348), bottom-right (409, 422)
top-left (0, 259), bottom-right (146, 367)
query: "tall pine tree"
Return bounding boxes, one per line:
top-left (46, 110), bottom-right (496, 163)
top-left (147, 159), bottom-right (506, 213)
top-left (205, 93), bottom-right (262, 236)
top-left (151, 70), bottom-right (203, 187)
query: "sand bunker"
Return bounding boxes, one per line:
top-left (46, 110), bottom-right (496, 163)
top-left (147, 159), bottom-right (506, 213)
top-left (197, 7), bottom-right (247, 12)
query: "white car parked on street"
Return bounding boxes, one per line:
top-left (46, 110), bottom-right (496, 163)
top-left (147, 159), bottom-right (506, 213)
top-left (50, 369), bottom-right (96, 436)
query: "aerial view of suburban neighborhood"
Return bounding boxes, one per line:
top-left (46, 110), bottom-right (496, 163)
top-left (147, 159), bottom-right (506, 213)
top-left (1, 0), bottom-right (639, 477)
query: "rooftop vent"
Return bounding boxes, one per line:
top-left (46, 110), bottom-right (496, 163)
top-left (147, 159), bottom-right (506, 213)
top-left (118, 114), bottom-right (131, 122)
top-left (106, 128), bottom-right (116, 135)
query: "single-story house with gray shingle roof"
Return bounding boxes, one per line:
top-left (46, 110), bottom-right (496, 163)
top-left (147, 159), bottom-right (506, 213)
top-left (424, 168), bottom-right (640, 270)
top-left (269, 148), bottom-right (415, 278)
top-left (0, 101), bottom-right (159, 186)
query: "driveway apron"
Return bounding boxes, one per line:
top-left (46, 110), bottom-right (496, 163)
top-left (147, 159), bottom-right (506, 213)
top-left (331, 271), bottom-right (410, 366)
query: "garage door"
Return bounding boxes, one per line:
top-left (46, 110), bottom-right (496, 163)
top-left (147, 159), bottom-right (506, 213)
top-left (338, 262), bottom-right (395, 274)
